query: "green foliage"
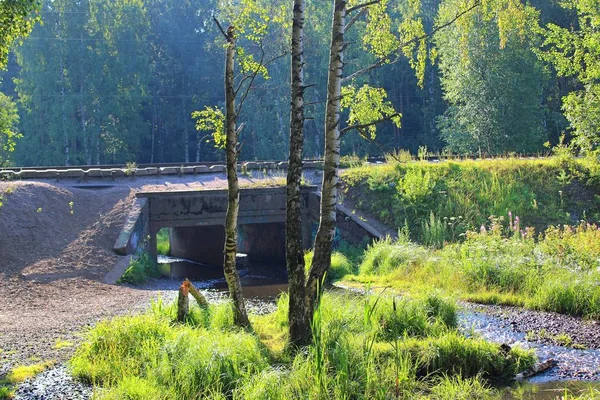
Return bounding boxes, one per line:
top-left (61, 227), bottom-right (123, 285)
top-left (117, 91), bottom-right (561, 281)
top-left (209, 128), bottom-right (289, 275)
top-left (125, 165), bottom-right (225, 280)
top-left (71, 292), bottom-right (532, 399)
top-left (360, 236), bottom-right (429, 276)
top-left (341, 84), bottom-right (401, 139)
top-left (192, 106), bottom-right (226, 150)
top-left (156, 228), bottom-right (170, 256)
top-left (0, 0), bottom-right (39, 69)
top-left (304, 250), bottom-right (354, 281)
top-left (435, 0), bottom-right (546, 154)
top-left (541, 0), bottom-right (600, 151)
top-left (427, 375), bottom-right (494, 400)
top-left (118, 253), bottom-right (161, 285)
top-left (0, 93), bottom-right (21, 166)
top-left (342, 157), bottom-right (600, 244)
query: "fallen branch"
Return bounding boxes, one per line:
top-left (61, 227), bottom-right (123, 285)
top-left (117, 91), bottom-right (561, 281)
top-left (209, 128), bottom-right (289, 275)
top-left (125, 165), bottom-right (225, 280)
top-left (185, 278), bottom-right (210, 309)
top-left (515, 358), bottom-right (558, 380)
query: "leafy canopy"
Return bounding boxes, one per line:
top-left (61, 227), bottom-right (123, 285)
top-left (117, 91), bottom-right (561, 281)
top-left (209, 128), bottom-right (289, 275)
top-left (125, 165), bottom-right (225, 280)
top-left (541, 0), bottom-right (600, 150)
top-left (341, 85), bottom-right (401, 139)
top-left (0, 0), bottom-right (40, 69)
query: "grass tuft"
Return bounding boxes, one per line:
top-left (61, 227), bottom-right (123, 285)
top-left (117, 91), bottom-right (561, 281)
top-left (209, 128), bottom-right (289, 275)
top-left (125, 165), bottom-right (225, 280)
top-left (118, 253), bottom-right (161, 285)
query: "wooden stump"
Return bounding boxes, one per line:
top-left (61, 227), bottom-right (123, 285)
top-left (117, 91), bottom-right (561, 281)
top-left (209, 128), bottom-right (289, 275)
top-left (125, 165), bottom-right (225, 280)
top-left (177, 281), bottom-right (190, 322)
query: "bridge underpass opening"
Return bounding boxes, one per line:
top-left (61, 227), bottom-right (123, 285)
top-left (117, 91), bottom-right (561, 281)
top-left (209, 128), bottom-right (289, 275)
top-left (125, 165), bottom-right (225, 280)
top-left (167, 222), bottom-right (286, 267)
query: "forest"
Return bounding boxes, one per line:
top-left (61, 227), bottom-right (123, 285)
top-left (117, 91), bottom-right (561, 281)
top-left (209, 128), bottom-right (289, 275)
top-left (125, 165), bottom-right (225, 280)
top-left (0, 0), bottom-right (598, 166)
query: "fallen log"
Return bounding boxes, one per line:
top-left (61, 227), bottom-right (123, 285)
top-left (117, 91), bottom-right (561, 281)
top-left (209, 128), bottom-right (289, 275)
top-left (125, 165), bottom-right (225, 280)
top-left (515, 358), bottom-right (558, 380)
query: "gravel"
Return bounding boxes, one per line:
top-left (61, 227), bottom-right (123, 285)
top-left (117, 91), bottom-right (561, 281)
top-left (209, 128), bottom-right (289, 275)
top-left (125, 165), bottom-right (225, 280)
top-left (13, 366), bottom-right (92, 400)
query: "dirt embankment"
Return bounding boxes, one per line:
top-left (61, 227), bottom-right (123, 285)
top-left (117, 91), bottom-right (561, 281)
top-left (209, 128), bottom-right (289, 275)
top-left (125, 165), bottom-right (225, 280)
top-left (0, 181), bottom-right (142, 369)
top-left (0, 173), bottom-right (282, 370)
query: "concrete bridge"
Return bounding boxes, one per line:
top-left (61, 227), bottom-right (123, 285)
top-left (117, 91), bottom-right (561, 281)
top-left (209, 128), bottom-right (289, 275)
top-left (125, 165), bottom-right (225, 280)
top-left (113, 186), bottom-right (384, 267)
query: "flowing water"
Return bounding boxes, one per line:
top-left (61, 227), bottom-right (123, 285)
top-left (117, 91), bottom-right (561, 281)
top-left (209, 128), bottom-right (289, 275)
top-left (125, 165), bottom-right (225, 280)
top-left (158, 256), bottom-right (600, 399)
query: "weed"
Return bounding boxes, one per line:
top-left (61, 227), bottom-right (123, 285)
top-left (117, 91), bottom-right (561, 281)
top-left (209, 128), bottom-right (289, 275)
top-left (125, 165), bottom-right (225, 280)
top-left (53, 339), bottom-right (74, 350)
top-left (418, 145), bottom-right (428, 162)
top-left (350, 222), bottom-right (600, 319)
top-left (124, 161), bottom-right (137, 177)
top-left (70, 293), bottom-right (533, 399)
top-left (340, 157), bottom-right (600, 245)
top-left (118, 253), bottom-right (161, 285)
top-left (304, 250), bottom-right (353, 281)
top-left (384, 148), bottom-right (412, 164)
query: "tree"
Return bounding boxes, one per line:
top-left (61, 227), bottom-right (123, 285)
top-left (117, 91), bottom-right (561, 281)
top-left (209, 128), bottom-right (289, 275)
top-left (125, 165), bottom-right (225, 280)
top-left (541, 0), bottom-right (600, 151)
top-left (286, 0), bottom-right (402, 346)
top-left (286, 0), bottom-right (310, 347)
top-left (0, 0), bottom-right (40, 69)
top-left (14, 0), bottom-right (152, 166)
top-left (0, 93), bottom-right (20, 165)
top-left (286, 0), bottom-right (540, 346)
top-left (195, 1), bottom-right (287, 328)
top-left (435, 1), bottom-right (547, 154)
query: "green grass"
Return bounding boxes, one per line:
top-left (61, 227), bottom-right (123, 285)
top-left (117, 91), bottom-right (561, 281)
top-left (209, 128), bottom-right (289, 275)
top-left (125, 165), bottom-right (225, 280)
top-left (156, 228), bottom-right (170, 256)
top-left (69, 293), bottom-right (533, 399)
top-left (346, 221), bottom-right (600, 319)
top-left (304, 250), bottom-right (354, 281)
top-left (341, 155), bottom-right (600, 244)
top-left (118, 252), bottom-right (161, 285)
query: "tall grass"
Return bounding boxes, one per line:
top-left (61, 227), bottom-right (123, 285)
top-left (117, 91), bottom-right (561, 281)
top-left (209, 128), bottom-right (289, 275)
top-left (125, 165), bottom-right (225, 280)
top-left (70, 292), bottom-right (533, 399)
top-left (304, 250), bottom-right (354, 281)
top-left (353, 222), bottom-right (600, 319)
top-left (341, 156), bottom-right (600, 244)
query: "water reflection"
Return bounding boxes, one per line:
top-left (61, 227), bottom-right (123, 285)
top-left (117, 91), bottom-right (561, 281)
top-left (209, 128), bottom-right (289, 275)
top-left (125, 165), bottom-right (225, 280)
top-left (157, 254), bottom-right (288, 300)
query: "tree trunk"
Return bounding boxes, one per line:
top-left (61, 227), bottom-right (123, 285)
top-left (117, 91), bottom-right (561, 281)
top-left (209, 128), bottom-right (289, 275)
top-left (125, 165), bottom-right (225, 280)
top-left (223, 25), bottom-right (250, 328)
top-left (286, 0), bottom-right (311, 347)
top-left (177, 281), bottom-right (189, 322)
top-left (304, 0), bottom-right (346, 331)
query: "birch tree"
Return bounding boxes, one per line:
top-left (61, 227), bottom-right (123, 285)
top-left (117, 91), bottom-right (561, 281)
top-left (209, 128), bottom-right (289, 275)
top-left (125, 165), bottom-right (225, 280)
top-left (194, 1), bottom-right (288, 328)
top-left (287, 0), bottom-right (538, 346)
top-left (286, 0), bottom-right (310, 345)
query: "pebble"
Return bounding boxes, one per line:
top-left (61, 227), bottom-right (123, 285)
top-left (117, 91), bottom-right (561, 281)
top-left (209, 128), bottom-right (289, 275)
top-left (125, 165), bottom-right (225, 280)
top-left (13, 366), bottom-right (92, 400)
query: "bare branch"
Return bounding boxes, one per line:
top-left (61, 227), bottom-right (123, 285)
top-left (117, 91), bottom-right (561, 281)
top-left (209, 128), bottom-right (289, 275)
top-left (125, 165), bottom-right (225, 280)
top-left (347, 0), bottom-right (380, 13)
top-left (356, 127), bottom-right (397, 156)
top-left (339, 112), bottom-right (401, 136)
top-left (342, 0), bottom-right (480, 83)
top-left (235, 122), bottom-right (246, 136)
top-left (345, 8), bottom-right (367, 31)
top-left (236, 44), bottom-right (266, 116)
top-left (212, 15), bottom-right (228, 40)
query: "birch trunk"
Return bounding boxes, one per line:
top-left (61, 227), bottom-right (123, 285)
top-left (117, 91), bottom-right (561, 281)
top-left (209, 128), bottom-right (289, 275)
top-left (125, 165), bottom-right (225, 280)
top-left (223, 25), bottom-right (250, 328)
top-left (286, 0), bottom-right (311, 347)
top-left (305, 0), bottom-right (346, 326)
